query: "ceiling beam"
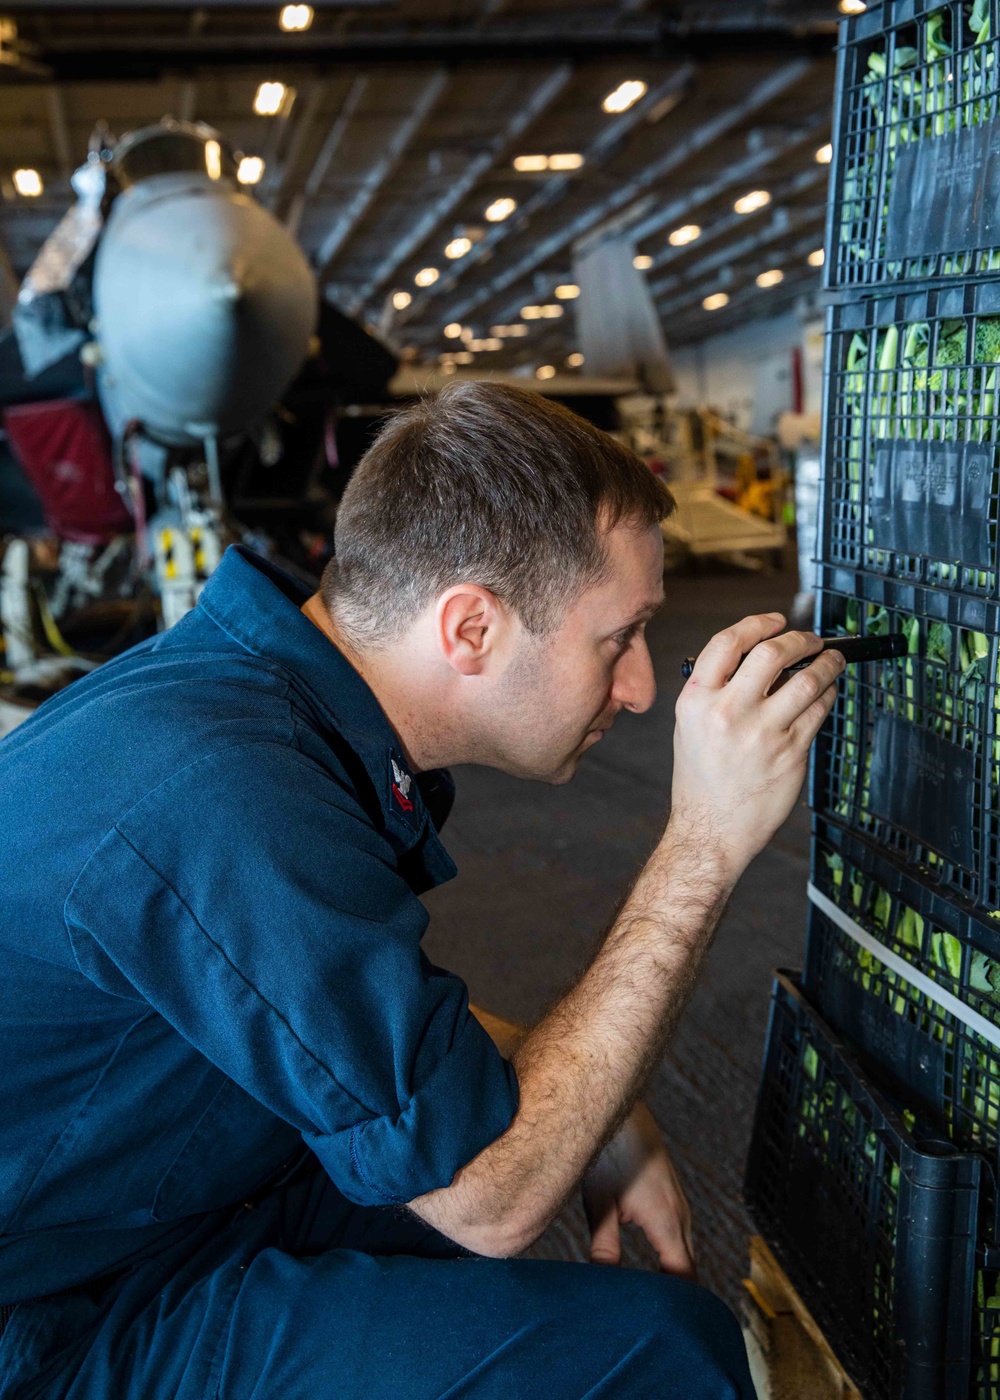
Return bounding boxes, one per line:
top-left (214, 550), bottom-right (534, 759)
top-left (397, 63), bottom-right (694, 328)
top-left (657, 207), bottom-right (825, 308)
top-left (347, 64), bottom-right (573, 317)
top-left (615, 112), bottom-right (828, 256)
top-left (656, 228), bottom-right (824, 322)
top-left (647, 165), bottom-right (828, 290)
top-left (284, 74), bottom-right (367, 239)
top-left (432, 58), bottom-right (813, 330)
top-left (666, 264), bottom-right (822, 345)
top-left (315, 69), bottom-right (448, 277)
top-left (264, 77), bottom-right (327, 215)
top-left (475, 176), bottom-right (825, 340)
top-left (27, 18), bottom-right (837, 79)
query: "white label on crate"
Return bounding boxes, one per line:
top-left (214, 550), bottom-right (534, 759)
top-left (807, 882), bottom-right (1000, 1053)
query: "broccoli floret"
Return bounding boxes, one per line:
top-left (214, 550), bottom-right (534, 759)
top-left (927, 621), bottom-right (952, 664)
top-left (976, 317), bottom-right (1000, 363)
top-left (936, 319), bottom-right (968, 366)
top-left (929, 319), bottom-right (968, 393)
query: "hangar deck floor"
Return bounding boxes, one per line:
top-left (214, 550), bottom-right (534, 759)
top-left (422, 554), bottom-right (808, 1309)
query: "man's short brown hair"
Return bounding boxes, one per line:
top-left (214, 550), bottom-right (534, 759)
top-left (322, 380), bottom-right (674, 645)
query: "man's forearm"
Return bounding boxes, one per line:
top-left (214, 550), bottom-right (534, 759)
top-left (410, 830), bottom-right (732, 1255)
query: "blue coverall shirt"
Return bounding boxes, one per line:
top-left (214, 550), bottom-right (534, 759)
top-left (0, 545), bottom-right (754, 1400)
top-left (0, 544), bottom-right (518, 1304)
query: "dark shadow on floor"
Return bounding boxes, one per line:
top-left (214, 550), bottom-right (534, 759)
top-left (421, 557), bottom-right (811, 1309)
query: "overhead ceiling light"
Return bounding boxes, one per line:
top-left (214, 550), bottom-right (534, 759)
top-left (602, 79), bottom-right (647, 114)
top-left (468, 338), bottom-right (503, 352)
top-left (414, 266), bottom-right (439, 287)
top-left (392, 290), bottom-right (412, 310)
top-left (703, 292), bottom-right (729, 310)
top-left (453, 351), bottom-right (474, 364)
top-left (756, 268), bottom-right (785, 288)
top-left (536, 364), bottom-right (557, 379)
top-left (554, 283), bottom-right (579, 299)
top-left (460, 326), bottom-right (475, 343)
top-left (253, 81), bottom-right (287, 116)
top-left (441, 361), bottom-right (457, 375)
top-left (485, 196), bottom-right (517, 222)
top-left (513, 154), bottom-right (549, 172)
top-left (566, 352), bottom-right (584, 368)
top-left (444, 322), bottom-right (464, 338)
top-left (521, 305), bottom-right (544, 320)
top-left (808, 248), bottom-right (826, 267)
top-left (734, 189), bottom-right (771, 215)
top-left (204, 140), bottom-right (222, 180)
top-left (668, 223), bottom-right (701, 247)
top-left (491, 324), bottom-right (529, 337)
top-left (548, 153), bottom-right (585, 171)
top-left (444, 237), bottom-right (472, 259)
top-left (540, 304), bottom-right (564, 318)
top-left (237, 155), bottom-right (265, 184)
top-left (13, 167), bottom-right (42, 197)
top-left (633, 254), bottom-right (653, 270)
top-left (815, 142), bottom-right (833, 164)
top-left (439, 352), bottom-right (456, 363)
top-left (279, 4), bottom-right (313, 30)
top-left (839, 0), bottom-right (866, 12)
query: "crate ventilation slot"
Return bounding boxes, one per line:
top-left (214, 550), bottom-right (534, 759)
top-left (807, 879), bottom-right (1000, 1053)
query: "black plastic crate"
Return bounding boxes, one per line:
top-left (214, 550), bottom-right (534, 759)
top-left (810, 568), bottom-right (1000, 910)
top-left (745, 972), bottom-right (983, 1399)
top-left (822, 285), bottom-right (1000, 599)
top-left (828, 0), bottom-right (1000, 290)
top-left (806, 814), bottom-right (1000, 1172)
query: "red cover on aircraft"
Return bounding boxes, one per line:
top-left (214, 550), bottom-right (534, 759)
top-left (3, 398), bottom-right (132, 544)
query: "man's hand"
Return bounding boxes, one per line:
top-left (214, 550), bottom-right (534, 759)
top-left (583, 1102), bottom-right (695, 1278)
top-left (670, 613), bottom-right (844, 887)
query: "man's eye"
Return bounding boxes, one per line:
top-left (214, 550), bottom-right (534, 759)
top-left (614, 625), bottom-right (639, 649)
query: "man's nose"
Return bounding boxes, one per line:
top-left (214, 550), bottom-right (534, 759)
top-left (613, 638), bottom-right (657, 715)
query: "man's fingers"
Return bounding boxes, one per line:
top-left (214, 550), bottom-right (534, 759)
top-left (766, 650), bottom-right (846, 729)
top-left (729, 629), bottom-right (825, 696)
top-left (641, 1210), bottom-right (696, 1279)
top-left (684, 613), bottom-right (787, 690)
top-left (586, 1191), bottom-right (622, 1266)
top-left (789, 677), bottom-right (841, 748)
top-left (682, 1214), bottom-right (698, 1281)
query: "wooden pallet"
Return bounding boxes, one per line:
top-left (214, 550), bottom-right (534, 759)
top-left (741, 1236), bottom-right (862, 1400)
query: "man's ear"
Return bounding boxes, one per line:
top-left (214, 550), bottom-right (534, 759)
top-left (435, 585), bottom-right (509, 676)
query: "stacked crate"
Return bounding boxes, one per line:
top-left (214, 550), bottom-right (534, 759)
top-left (744, 3), bottom-right (1000, 1395)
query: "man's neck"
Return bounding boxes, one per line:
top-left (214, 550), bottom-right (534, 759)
top-left (300, 592), bottom-right (457, 773)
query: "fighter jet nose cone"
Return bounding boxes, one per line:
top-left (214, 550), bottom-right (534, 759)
top-left (93, 172), bottom-right (317, 446)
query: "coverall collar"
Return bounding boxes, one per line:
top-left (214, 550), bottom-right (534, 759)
top-left (197, 545), bottom-right (454, 874)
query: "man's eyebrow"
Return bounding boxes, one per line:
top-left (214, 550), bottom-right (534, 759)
top-left (618, 597), bottom-right (666, 627)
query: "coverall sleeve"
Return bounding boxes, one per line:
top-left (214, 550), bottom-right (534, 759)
top-left (63, 742), bottom-right (520, 1206)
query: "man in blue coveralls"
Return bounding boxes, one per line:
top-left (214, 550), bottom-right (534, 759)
top-left (0, 382), bottom-right (842, 1399)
